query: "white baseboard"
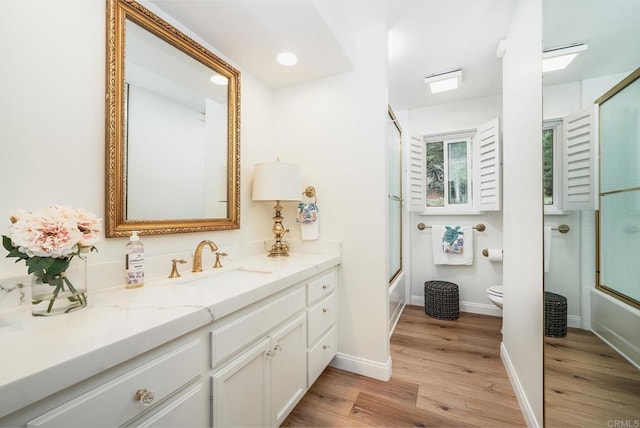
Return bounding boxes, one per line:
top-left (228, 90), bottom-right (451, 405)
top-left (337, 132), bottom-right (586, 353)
top-left (329, 353), bottom-right (392, 381)
top-left (410, 294), bottom-right (502, 317)
top-left (567, 314), bottom-right (581, 329)
top-left (500, 343), bottom-right (541, 428)
top-left (460, 301), bottom-right (503, 317)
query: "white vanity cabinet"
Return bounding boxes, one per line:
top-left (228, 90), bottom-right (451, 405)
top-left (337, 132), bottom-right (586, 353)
top-left (14, 336), bottom-right (207, 428)
top-left (306, 269), bottom-right (338, 386)
top-left (209, 285), bottom-right (308, 428)
top-left (0, 257), bottom-right (340, 428)
top-left (209, 266), bottom-right (338, 427)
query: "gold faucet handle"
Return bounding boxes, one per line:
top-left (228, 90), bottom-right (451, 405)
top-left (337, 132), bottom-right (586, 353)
top-left (169, 259), bottom-right (187, 278)
top-left (214, 252), bottom-right (228, 269)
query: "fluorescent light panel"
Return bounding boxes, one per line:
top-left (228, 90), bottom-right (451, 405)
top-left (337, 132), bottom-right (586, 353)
top-left (542, 43), bottom-right (588, 73)
top-left (424, 69), bottom-right (462, 94)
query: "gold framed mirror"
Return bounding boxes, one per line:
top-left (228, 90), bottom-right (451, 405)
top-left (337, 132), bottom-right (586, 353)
top-left (106, 0), bottom-right (240, 237)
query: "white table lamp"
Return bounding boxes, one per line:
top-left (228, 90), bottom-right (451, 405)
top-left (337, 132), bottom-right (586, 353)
top-left (252, 161), bottom-right (301, 257)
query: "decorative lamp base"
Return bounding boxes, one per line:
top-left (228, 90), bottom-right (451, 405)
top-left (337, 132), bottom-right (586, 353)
top-left (268, 200), bottom-right (290, 257)
top-left (268, 242), bottom-right (290, 257)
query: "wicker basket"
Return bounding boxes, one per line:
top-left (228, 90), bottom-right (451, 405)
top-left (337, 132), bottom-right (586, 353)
top-left (544, 291), bottom-right (567, 337)
top-left (424, 281), bottom-right (459, 320)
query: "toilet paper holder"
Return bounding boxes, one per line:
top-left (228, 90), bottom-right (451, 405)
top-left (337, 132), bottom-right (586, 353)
top-left (482, 248), bottom-right (502, 257)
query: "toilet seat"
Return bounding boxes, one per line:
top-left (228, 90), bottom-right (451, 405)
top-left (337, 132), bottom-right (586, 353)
top-left (487, 285), bottom-right (503, 297)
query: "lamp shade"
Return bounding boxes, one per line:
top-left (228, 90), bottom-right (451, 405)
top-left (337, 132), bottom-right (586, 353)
top-left (252, 161), bottom-right (301, 201)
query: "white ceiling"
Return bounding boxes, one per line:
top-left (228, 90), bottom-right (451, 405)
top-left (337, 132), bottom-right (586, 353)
top-left (149, 0), bottom-right (640, 111)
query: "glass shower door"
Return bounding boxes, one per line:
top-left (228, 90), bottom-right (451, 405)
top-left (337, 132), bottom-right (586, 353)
top-left (597, 69), bottom-right (640, 307)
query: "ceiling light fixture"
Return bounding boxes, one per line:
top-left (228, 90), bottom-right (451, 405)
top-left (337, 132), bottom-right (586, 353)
top-left (210, 74), bottom-right (228, 85)
top-left (542, 43), bottom-right (588, 73)
top-left (424, 69), bottom-right (462, 94)
top-left (277, 52), bottom-right (298, 66)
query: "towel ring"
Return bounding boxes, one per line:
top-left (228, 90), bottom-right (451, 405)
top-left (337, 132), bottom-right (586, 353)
top-left (302, 186), bottom-right (317, 203)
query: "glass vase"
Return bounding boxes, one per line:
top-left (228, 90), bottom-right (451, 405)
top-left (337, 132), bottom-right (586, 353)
top-left (31, 257), bottom-right (88, 316)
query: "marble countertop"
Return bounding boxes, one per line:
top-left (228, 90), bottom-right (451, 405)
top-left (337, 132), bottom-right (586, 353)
top-left (0, 251), bottom-right (340, 419)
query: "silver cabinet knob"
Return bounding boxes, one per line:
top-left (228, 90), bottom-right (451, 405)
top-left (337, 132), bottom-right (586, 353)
top-left (135, 388), bottom-right (156, 407)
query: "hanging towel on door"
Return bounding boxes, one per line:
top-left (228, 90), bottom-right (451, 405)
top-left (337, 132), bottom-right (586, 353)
top-left (432, 225), bottom-right (474, 265)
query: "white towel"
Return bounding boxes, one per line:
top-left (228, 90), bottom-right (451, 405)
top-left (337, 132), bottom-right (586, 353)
top-left (432, 225), bottom-right (474, 265)
top-left (301, 215), bottom-right (319, 240)
top-left (544, 226), bottom-right (552, 272)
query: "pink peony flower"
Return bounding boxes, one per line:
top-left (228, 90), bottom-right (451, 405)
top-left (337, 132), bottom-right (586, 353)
top-left (7, 205), bottom-right (102, 259)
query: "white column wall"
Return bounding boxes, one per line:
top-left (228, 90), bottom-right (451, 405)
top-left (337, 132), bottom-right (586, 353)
top-left (500, 1), bottom-right (544, 427)
top-left (274, 23), bottom-right (391, 377)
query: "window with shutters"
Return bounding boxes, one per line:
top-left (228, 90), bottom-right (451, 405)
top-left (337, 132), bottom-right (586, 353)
top-left (543, 119), bottom-right (563, 213)
top-left (562, 106), bottom-right (598, 211)
top-left (425, 133), bottom-right (473, 209)
top-left (409, 117), bottom-right (501, 214)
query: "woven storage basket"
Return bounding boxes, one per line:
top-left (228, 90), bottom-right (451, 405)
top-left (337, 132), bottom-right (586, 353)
top-left (544, 291), bottom-right (567, 337)
top-left (424, 281), bottom-right (459, 320)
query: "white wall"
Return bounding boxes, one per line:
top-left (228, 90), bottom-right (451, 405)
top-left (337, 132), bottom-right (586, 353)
top-left (500, 1), bottom-right (543, 427)
top-left (408, 95), bottom-right (504, 315)
top-left (274, 22), bottom-right (391, 378)
top-left (410, 94), bottom-right (502, 134)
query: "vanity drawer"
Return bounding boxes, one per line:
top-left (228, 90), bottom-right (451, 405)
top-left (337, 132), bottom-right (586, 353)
top-left (307, 269), bottom-right (337, 305)
top-left (307, 292), bottom-right (337, 346)
top-left (210, 285), bottom-right (305, 367)
top-left (27, 339), bottom-right (203, 427)
top-left (307, 326), bottom-right (337, 387)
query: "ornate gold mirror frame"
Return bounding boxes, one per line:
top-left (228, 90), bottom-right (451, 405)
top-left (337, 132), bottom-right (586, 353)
top-left (106, 0), bottom-right (240, 237)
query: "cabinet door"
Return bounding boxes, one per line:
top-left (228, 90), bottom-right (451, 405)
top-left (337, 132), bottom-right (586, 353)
top-left (211, 338), bottom-right (270, 428)
top-left (270, 314), bottom-right (307, 427)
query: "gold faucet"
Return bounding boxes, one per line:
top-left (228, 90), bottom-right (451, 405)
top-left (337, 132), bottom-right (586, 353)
top-left (192, 240), bottom-right (218, 272)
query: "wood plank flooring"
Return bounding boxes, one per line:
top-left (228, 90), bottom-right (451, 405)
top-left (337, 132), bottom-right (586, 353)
top-left (283, 305), bottom-right (525, 427)
top-left (544, 327), bottom-right (640, 428)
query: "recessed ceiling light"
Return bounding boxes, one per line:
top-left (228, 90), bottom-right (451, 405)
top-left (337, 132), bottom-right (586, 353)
top-left (424, 69), bottom-right (462, 94)
top-left (277, 52), bottom-right (298, 66)
top-left (210, 74), bottom-right (228, 85)
top-left (542, 43), bottom-right (588, 73)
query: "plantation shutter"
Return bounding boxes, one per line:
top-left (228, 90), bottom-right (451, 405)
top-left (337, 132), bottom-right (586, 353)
top-left (473, 117), bottom-right (501, 211)
top-left (408, 135), bottom-right (426, 211)
top-left (562, 106), bottom-right (598, 210)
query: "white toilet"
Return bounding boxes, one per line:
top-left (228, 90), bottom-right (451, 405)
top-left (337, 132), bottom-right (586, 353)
top-left (487, 285), bottom-right (504, 309)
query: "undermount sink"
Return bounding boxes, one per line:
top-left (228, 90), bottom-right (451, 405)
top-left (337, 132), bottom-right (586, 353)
top-left (171, 265), bottom-right (274, 288)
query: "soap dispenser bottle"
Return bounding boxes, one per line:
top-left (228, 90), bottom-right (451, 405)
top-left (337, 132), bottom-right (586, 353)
top-left (125, 231), bottom-right (144, 289)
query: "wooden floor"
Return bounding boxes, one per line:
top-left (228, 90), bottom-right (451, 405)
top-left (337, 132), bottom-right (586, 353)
top-left (283, 305), bottom-right (525, 427)
top-left (544, 327), bottom-right (640, 428)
